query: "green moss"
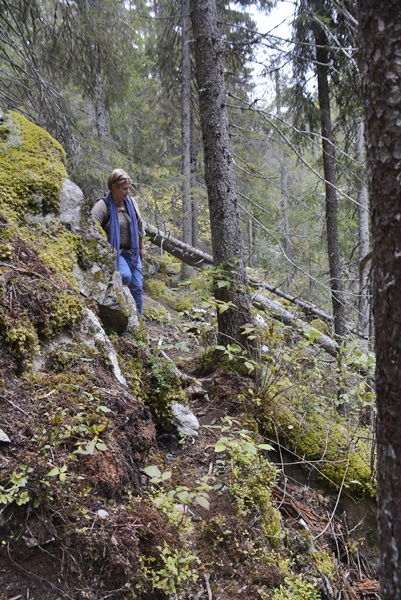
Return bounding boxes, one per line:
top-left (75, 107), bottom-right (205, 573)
top-left (309, 319), bottom-right (332, 336)
top-left (0, 242), bottom-right (13, 259)
top-left (312, 549), bottom-right (336, 579)
top-left (77, 238), bottom-right (105, 269)
top-left (163, 261), bottom-right (181, 276)
top-left (217, 431), bottom-right (282, 548)
top-left (146, 278), bottom-right (174, 302)
top-left (271, 408), bottom-right (375, 498)
top-left (142, 300), bottom-right (171, 323)
top-left (48, 292), bottom-right (84, 336)
top-left (156, 254), bottom-right (181, 276)
top-left (230, 459), bottom-right (282, 547)
top-left (4, 320), bottom-right (40, 359)
top-left (144, 279), bottom-right (195, 317)
top-left (36, 228), bottom-right (81, 288)
top-left (0, 300), bottom-right (40, 369)
top-left (174, 295), bottom-right (194, 313)
top-left (272, 574), bottom-right (321, 600)
top-left (0, 112), bottom-right (66, 218)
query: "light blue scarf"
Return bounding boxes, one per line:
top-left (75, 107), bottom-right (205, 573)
top-left (107, 192), bottom-right (139, 269)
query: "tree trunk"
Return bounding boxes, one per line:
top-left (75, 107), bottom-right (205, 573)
top-left (190, 0), bottom-right (255, 352)
top-left (356, 114), bottom-right (371, 340)
top-left (94, 48), bottom-right (108, 141)
top-left (190, 111), bottom-right (199, 247)
top-left (275, 71), bottom-right (292, 263)
top-left (248, 215), bottom-right (254, 267)
top-left (314, 25), bottom-right (346, 341)
top-left (357, 2), bottom-right (401, 597)
top-left (181, 0), bottom-right (194, 279)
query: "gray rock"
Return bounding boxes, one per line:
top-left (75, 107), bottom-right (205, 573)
top-left (98, 271), bottom-right (140, 334)
top-left (144, 257), bottom-right (161, 278)
top-left (171, 402), bottom-right (200, 437)
top-left (59, 178), bottom-right (84, 233)
top-left (80, 309), bottom-right (127, 385)
top-left (0, 429), bottom-right (11, 443)
top-left (33, 309), bottom-right (127, 386)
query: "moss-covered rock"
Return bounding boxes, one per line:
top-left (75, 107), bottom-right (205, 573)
top-left (142, 296), bottom-right (171, 323)
top-left (146, 278), bottom-right (174, 303)
top-left (267, 407), bottom-right (376, 498)
top-left (0, 112), bottom-right (66, 218)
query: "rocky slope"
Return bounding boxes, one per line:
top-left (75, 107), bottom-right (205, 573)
top-left (0, 111), bottom-right (379, 600)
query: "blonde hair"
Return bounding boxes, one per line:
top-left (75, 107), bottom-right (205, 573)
top-left (107, 168), bottom-right (132, 191)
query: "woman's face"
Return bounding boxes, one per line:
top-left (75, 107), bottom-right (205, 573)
top-left (112, 182), bottom-right (130, 206)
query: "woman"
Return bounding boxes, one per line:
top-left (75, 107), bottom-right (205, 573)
top-left (91, 169), bottom-right (145, 316)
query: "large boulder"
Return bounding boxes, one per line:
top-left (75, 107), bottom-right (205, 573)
top-left (33, 308), bottom-right (127, 385)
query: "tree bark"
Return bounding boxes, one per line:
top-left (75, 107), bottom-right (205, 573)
top-left (94, 72), bottom-right (108, 141)
top-left (357, 2), bottom-right (401, 597)
top-left (314, 21), bottom-right (346, 341)
top-left (190, 0), bottom-right (255, 352)
top-left (356, 114), bottom-right (371, 340)
top-left (190, 111), bottom-right (199, 248)
top-left (275, 71), bottom-right (292, 263)
top-left (181, 0), bottom-right (194, 279)
top-left (146, 224), bottom-right (213, 267)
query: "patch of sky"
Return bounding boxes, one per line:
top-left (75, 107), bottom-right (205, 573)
top-left (248, 0), bottom-right (295, 103)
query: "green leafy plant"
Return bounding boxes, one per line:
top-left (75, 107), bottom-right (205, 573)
top-left (143, 465), bottom-right (211, 511)
top-left (213, 342), bottom-right (259, 375)
top-left (35, 399), bottom-right (112, 458)
top-left (272, 574), bottom-right (321, 600)
top-left (47, 463), bottom-right (68, 482)
top-left (201, 297), bottom-right (236, 315)
top-left (73, 421), bottom-right (108, 455)
top-left (215, 430), bottom-right (274, 456)
top-left (141, 540), bottom-right (200, 595)
top-left (208, 420), bottom-right (281, 545)
top-left (142, 465), bottom-right (172, 484)
top-left (0, 464), bottom-right (33, 506)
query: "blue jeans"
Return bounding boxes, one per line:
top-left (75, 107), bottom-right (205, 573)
top-left (118, 251), bottom-right (143, 316)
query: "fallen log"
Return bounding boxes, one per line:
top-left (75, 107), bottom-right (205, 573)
top-left (251, 292), bottom-right (338, 358)
top-left (145, 224), bottom-right (338, 357)
top-left (146, 224), bottom-right (213, 268)
top-left (146, 224), bottom-right (333, 322)
top-left (250, 279), bottom-right (333, 325)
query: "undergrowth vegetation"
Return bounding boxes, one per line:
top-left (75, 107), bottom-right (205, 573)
top-left (0, 112), bottom-right (378, 599)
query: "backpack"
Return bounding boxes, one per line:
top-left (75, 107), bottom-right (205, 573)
top-left (94, 194), bottom-right (111, 227)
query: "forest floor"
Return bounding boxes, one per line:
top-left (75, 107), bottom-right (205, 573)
top-left (0, 283), bottom-right (381, 600)
top-left (143, 297), bottom-right (381, 600)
